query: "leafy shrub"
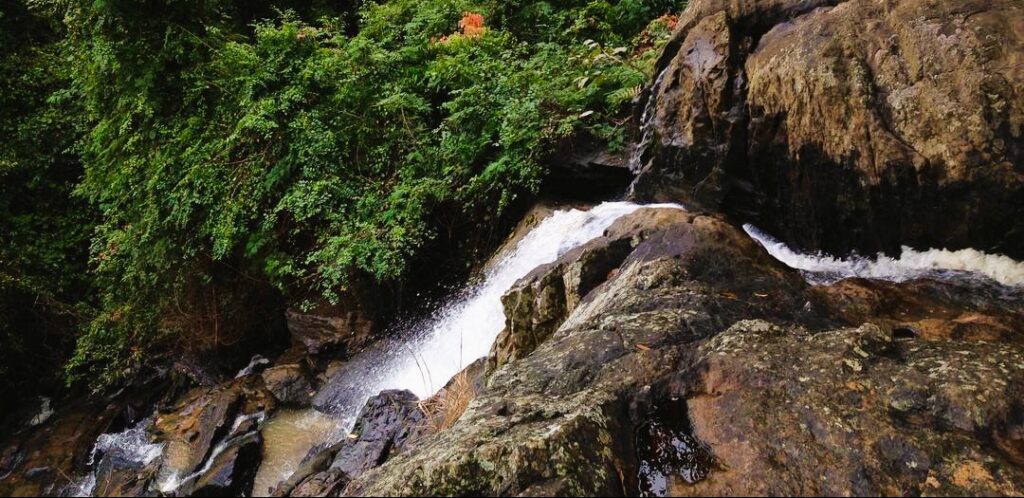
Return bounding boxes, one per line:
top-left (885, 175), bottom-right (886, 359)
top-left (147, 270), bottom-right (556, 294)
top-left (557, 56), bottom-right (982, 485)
top-left (48, 0), bottom-right (685, 390)
top-left (0, 1), bottom-right (94, 403)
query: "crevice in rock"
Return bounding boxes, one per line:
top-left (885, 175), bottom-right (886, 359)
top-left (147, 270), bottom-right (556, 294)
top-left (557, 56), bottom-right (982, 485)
top-left (634, 397), bottom-right (714, 497)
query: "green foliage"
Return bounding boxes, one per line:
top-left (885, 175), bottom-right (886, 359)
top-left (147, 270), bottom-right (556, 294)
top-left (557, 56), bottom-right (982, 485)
top-left (0, 1), bottom-right (93, 403)
top-left (13, 0), bottom-right (685, 391)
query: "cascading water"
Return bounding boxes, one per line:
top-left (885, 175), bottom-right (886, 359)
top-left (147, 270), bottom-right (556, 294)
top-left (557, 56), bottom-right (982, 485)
top-left (56, 418), bottom-right (163, 497)
top-left (245, 202), bottom-right (678, 492)
top-left (89, 417), bottom-right (164, 469)
top-left (312, 202), bottom-right (680, 427)
top-left (69, 202), bottom-right (676, 496)
top-left (744, 224), bottom-right (1024, 287)
top-left (628, 67), bottom-right (670, 174)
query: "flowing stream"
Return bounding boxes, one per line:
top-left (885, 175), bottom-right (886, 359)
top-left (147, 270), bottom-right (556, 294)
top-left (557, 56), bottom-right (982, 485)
top-left (62, 204), bottom-right (1024, 496)
top-left (745, 224), bottom-right (1024, 287)
top-left (257, 202), bottom-right (679, 491)
top-left (311, 202), bottom-right (679, 426)
top-left (79, 202), bottom-right (670, 496)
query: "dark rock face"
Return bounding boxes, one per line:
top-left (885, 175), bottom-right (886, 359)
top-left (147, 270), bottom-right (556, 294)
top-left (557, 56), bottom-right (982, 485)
top-left (542, 134), bottom-right (634, 202)
top-left (287, 467), bottom-right (349, 498)
top-left (0, 399), bottom-right (122, 496)
top-left (273, 390), bottom-right (428, 497)
top-left (631, 0), bottom-right (1024, 259)
top-left (332, 390), bottom-right (428, 478)
top-left (287, 297), bottom-right (377, 356)
top-left (190, 430), bottom-right (262, 497)
top-left (150, 376), bottom-right (275, 496)
top-left (263, 364), bottom-right (315, 406)
top-left (674, 320), bottom-right (1024, 495)
top-left (346, 206), bottom-right (1024, 496)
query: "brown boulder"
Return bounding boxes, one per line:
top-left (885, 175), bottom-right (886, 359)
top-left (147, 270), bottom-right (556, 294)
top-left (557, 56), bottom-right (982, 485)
top-left (346, 205), bottom-right (1024, 496)
top-left (286, 296), bottom-right (376, 356)
top-left (346, 207), bottom-right (811, 496)
top-left (151, 376), bottom-right (275, 496)
top-left (262, 364), bottom-right (315, 406)
top-left (632, 0), bottom-right (1024, 259)
top-left (672, 320), bottom-right (1024, 495)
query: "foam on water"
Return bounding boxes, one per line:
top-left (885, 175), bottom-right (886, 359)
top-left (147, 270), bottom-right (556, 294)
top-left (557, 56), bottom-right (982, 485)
top-left (28, 397), bottom-right (54, 427)
top-left (155, 411), bottom-right (266, 495)
top-left (318, 202), bottom-right (681, 427)
top-left (744, 224), bottom-right (1024, 287)
top-left (66, 202), bottom-right (678, 495)
top-left (89, 417), bottom-right (164, 467)
top-left (59, 473), bottom-right (95, 498)
top-left (56, 418), bottom-right (164, 497)
top-left (235, 354), bottom-right (270, 378)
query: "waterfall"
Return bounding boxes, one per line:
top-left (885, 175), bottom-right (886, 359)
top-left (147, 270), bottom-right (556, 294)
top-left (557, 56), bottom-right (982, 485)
top-left (744, 224), bottom-right (1024, 287)
top-left (313, 202), bottom-right (679, 427)
top-left (628, 66), bottom-right (670, 174)
top-left (72, 202), bottom-right (675, 496)
top-left (88, 417), bottom-right (164, 468)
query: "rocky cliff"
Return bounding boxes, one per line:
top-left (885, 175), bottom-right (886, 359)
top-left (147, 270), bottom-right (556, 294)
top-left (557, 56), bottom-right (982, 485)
top-left (630, 0), bottom-right (1024, 259)
top-left (344, 207), bottom-right (1024, 496)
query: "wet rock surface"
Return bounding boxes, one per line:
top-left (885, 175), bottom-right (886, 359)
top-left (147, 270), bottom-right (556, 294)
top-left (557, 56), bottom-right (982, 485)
top-left (674, 319), bottom-right (1024, 495)
top-left (330, 390), bottom-right (428, 478)
top-left (263, 364), bottom-right (315, 406)
top-left (631, 0), bottom-right (1024, 259)
top-left (272, 390), bottom-right (429, 497)
top-left (0, 399), bottom-right (122, 496)
top-left (346, 206), bottom-right (1024, 496)
top-left (150, 375), bottom-right (275, 495)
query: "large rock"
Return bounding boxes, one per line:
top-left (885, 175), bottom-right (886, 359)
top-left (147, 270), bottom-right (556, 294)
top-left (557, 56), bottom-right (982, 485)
top-left (631, 0), bottom-right (1024, 259)
top-left (488, 234), bottom-right (634, 371)
top-left (276, 390), bottom-right (429, 497)
top-left (330, 390), bottom-right (428, 478)
top-left (286, 294), bottom-right (379, 357)
top-left (672, 319), bottom-right (1024, 495)
top-left (190, 430), bottom-right (263, 496)
top-left (150, 376), bottom-right (276, 496)
top-left (0, 399), bottom-right (122, 496)
top-left (346, 206), bottom-right (1024, 496)
top-left (346, 207), bottom-right (810, 496)
top-left (262, 364), bottom-right (315, 406)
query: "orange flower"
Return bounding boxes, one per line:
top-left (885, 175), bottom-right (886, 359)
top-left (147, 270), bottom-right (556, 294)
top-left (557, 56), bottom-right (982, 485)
top-left (657, 14), bottom-right (679, 31)
top-left (433, 12), bottom-right (486, 44)
top-left (459, 12), bottom-right (486, 38)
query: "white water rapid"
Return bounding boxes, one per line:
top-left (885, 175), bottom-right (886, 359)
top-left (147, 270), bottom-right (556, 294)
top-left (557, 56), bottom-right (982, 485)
top-left (744, 224), bottom-right (1024, 287)
top-left (314, 202), bottom-right (681, 427)
top-left (73, 202), bottom-right (680, 496)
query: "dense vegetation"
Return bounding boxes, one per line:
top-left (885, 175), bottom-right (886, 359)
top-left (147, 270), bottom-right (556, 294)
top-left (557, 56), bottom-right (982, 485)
top-left (0, 0), bottom-right (92, 404)
top-left (0, 0), bottom-right (683, 399)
